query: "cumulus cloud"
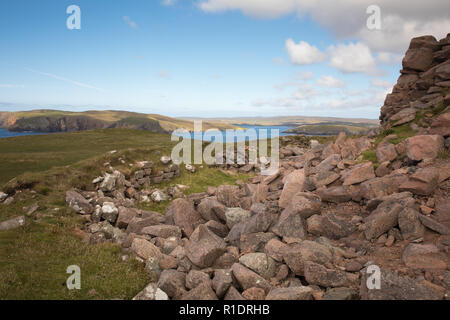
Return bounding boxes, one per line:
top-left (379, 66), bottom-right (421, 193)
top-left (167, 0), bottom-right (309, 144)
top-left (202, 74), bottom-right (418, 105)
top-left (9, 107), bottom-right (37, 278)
top-left (198, 0), bottom-right (450, 53)
top-left (122, 16), bottom-right (137, 29)
top-left (327, 42), bottom-right (376, 74)
top-left (316, 75), bottom-right (344, 88)
top-left (293, 71), bottom-right (314, 81)
top-left (292, 83), bottom-right (318, 100)
top-left (285, 39), bottom-right (327, 65)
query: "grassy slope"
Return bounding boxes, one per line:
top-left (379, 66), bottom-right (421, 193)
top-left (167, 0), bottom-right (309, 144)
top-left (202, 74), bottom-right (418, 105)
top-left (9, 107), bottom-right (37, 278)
top-left (0, 129), bottom-right (250, 299)
top-left (2, 110), bottom-right (239, 132)
top-left (285, 124), bottom-right (371, 135)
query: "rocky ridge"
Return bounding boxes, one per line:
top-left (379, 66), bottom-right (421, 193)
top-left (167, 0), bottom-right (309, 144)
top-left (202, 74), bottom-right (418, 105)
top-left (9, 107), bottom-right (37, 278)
top-left (1, 34), bottom-right (449, 300)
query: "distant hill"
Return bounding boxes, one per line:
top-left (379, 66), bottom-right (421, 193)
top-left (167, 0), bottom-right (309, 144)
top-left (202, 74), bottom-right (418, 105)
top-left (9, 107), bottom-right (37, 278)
top-left (0, 110), bottom-right (239, 133)
top-left (284, 123), bottom-right (373, 135)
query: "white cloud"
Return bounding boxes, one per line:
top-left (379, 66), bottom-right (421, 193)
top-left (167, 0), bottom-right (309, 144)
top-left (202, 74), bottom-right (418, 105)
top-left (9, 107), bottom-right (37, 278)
top-left (122, 16), bottom-right (137, 29)
top-left (199, 0), bottom-right (450, 53)
top-left (316, 75), bottom-right (344, 88)
top-left (327, 42), bottom-right (376, 74)
top-left (292, 83), bottom-right (318, 100)
top-left (371, 78), bottom-right (393, 88)
top-left (26, 68), bottom-right (105, 92)
top-left (285, 39), bottom-right (327, 65)
top-left (292, 71), bottom-right (314, 80)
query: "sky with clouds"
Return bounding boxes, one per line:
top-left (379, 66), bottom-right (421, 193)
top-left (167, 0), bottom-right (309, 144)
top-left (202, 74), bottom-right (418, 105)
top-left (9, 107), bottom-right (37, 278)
top-left (0, 0), bottom-right (449, 119)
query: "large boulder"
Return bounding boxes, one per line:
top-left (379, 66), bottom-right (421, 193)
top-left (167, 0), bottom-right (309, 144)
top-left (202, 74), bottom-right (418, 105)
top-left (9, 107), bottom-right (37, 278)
top-left (66, 190), bottom-right (93, 214)
top-left (216, 185), bottom-right (241, 207)
top-left (225, 208), bottom-right (251, 229)
top-left (165, 198), bottom-right (205, 237)
top-left (376, 143), bottom-right (398, 163)
top-left (402, 243), bottom-right (448, 270)
top-left (360, 269), bottom-right (445, 300)
top-left (101, 202), bottom-right (118, 224)
top-left (197, 197), bottom-right (226, 222)
top-left (399, 167), bottom-right (440, 196)
top-left (398, 208), bottom-right (425, 240)
top-left (0, 216), bottom-right (25, 231)
top-left (304, 262), bottom-right (358, 288)
top-left (231, 263), bottom-right (272, 293)
top-left (360, 173), bottom-right (409, 200)
top-left (157, 269), bottom-right (186, 298)
top-left (341, 162), bottom-right (375, 186)
top-left (131, 238), bottom-right (162, 261)
top-left (282, 240), bottom-right (333, 275)
top-left (363, 195), bottom-right (415, 240)
top-left (430, 113), bottom-right (450, 137)
top-left (317, 186), bottom-right (352, 203)
top-left (185, 225), bottom-right (227, 268)
top-left (133, 283), bottom-right (169, 300)
top-left (279, 170), bottom-right (306, 208)
top-left (265, 287), bottom-right (313, 300)
top-left (405, 135), bottom-right (444, 161)
top-left (239, 253), bottom-right (276, 280)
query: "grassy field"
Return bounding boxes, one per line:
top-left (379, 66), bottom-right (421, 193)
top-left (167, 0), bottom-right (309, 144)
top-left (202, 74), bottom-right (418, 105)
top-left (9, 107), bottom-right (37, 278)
top-left (0, 129), bottom-right (251, 299)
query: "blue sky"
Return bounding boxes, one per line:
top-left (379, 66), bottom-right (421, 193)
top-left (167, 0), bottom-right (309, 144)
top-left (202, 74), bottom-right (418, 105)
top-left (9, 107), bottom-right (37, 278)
top-left (0, 0), bottom-right (448, 119)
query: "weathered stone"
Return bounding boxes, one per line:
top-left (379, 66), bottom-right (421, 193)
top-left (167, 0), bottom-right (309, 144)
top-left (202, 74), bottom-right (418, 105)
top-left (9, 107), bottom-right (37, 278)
top-left (99, 173), bottom-right (116, 192)
top-left (361, 269), bottom-right (445, 300)
top-left (282, 241), bottom-right (333, 276)
top-left (225, 207), bottom-right (251, 229)
top-left (239, 253), bottom-right (276, 280)
top-left (265, 286), bottom-right (313, 300)
top-left (185, 270), bottom-right (211, 290)
top-left (216, 185), bottom-right (241, 207)
top-left (319, 213), bottom-right (356, 240)
top-left (66, 190), bottom-right (93, 214)
top-left (398, 208), bottom-right (425, 240)
top-left (418, 215), bottom-right (450, 235)
top-left (131, 238), bottom-right (162, 260)
top-left (376, 143), bottom-right (398, 163)
top-left (304, 262), bottom-right (358, 288)
top-left (204, 220), bottom-right (229, 238)
top-left (181, 282), bottom-right (218, 300)
top-left (212, 269), bottom-right (233, 298)
top-left (390, 108), bottom-right (417, 126)
top-left (151, 189), bottom-right (169, 203)
top-left (323, 287), bottom-right (359, 300)
top-left (402, 243), bottom-right (447, 270)
top-left (405, 135), bottom-right (444, 161)
top-left (360, 173), bottom-right (409, 200)
top-left (242, 287), bottom-right (266, 300)
top-left (224, 286), bottom-right (245, 300)
top-left (142, 225), bottom-right (182, 239)
top-left (399, 167), bottom-right (440, 195)
top-left (239, 232), bottom-right (276, 253)
top-left (126, 213), bottom-right (165, 234)
top-left (185, 224), bottom-right (227, 268)
top-left (0, 192), bottom-right (8, 202)
top-left (116, 207), bottom-right (138, 229)
top-left (101, 202), bottom-right (118, 224)
top-left (197, 197), bottom-right (226, 222)
top-left (157, 269), bottom-right (186, 298)
top-left (364, 196), bottom-right (415, 240)
top-left (402, 45), bottom-right (434, 72)
top-left (279, 169), bottom-right (306, 208)
top-left (342, 162), bottom-right (375, 186)
top-left (0, 216), bottom-right (25, 231)
top-left (430, 113), bottom-right (450, 137)
top-left (264, 238), bottom-right (288, 262)
top-left (133, 283), bottom-right (169, 300)
top-left (231, 263), bottom-right (272, 293)
top-left (317, 186), bottom-right (351, 203)
top-left (165, 199), bottom-right (205, 237)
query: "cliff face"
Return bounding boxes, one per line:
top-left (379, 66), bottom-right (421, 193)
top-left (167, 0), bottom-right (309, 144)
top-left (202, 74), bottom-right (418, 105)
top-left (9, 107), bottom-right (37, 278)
top-left (9, 115), bottom-right (108, 132)
top-left (380, 34), bottom-right (450, 135)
